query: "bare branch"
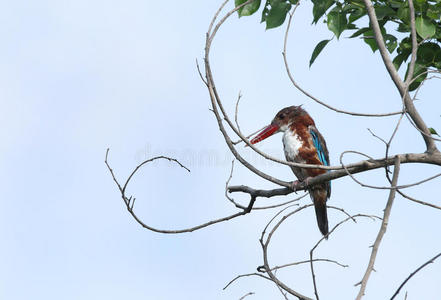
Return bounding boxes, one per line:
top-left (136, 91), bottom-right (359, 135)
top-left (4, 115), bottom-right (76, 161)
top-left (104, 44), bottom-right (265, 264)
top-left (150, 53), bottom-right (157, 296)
top-left (228, 151), bottom-right (441, 202)
top-left (105, 148), bottom-right (263, 234)
top-left (355, 156), bottom-right (401, 300)
top-left (390, 252), bottom-right (441, 300)
top-left (207, 0), bottom-right (229, 37)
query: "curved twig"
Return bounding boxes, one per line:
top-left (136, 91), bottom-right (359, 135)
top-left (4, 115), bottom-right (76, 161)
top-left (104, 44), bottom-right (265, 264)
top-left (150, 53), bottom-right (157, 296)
top-left (283, 6), bottom-right (403, 117)
top-left (105, 148), bottom-right (260, 234)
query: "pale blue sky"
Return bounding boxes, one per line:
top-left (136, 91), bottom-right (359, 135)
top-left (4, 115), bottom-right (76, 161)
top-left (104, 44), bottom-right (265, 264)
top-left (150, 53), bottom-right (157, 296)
top-left (1, 1), bottom-right (440, 299)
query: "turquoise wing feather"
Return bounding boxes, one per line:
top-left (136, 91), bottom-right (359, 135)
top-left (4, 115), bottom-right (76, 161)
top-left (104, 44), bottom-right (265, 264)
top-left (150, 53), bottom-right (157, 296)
top-left (309, 126), bottom-right (331, 197)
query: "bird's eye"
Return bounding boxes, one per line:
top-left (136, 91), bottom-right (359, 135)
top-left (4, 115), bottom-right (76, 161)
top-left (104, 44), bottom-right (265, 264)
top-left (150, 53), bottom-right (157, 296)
top-left (278, 114), bottom-right (285, 119)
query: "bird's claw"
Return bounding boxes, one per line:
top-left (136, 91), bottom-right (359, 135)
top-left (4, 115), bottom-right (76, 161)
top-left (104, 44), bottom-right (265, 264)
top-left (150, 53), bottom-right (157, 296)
top-left (291, 177), bottom-right (313, 193)
top-left (291, 180), bottom-right (301, 193)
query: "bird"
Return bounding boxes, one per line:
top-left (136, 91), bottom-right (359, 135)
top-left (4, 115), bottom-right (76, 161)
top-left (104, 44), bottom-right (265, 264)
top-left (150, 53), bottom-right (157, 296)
top-left (250, 105), bottom-right (331, 236)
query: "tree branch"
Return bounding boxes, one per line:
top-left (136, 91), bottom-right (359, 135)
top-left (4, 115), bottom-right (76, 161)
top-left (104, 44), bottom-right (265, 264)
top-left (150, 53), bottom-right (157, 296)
top-left (105, 148), bottom-right (261, 234)
top-left (228, 152), bottom-right (441, 204)
top-left (355, 156), bottom-right (401, 299)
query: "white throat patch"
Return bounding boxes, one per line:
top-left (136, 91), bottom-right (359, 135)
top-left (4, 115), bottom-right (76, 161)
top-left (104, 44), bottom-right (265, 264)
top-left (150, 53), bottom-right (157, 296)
top-left (282, 130), bottom-right (303, 161)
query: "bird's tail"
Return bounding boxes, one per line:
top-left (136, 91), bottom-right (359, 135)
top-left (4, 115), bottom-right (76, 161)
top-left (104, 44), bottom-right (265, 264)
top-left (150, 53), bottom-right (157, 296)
top-left (310, 188), bottom-right (329, 237)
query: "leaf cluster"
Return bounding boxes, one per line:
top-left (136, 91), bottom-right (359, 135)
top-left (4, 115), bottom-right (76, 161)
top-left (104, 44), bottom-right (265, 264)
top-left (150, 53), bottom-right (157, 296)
top-left (235, 0), bottom-right (441, 90)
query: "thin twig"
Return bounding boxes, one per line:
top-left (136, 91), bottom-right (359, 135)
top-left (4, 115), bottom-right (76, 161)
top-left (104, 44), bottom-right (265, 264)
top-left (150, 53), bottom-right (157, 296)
top-left (224, 273), bottom-right (272, 290)
top-left (239, 292), bottom-right (255, 300)
top-left (235, 91), bottom-right (243, 133)
top-left (195, 58), bottom-right (208, 86)
top-left (390, 251), bottom-right (441, 300)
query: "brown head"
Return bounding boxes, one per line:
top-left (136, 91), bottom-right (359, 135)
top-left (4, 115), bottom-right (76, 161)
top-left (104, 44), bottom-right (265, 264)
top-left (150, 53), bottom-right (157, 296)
top-left (250, 105), bottom-right (308, 144)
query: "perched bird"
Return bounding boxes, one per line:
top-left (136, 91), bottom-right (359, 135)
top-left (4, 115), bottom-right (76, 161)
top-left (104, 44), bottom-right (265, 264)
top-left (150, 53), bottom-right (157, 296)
top-left (250, 105), bottom-right (331, 236)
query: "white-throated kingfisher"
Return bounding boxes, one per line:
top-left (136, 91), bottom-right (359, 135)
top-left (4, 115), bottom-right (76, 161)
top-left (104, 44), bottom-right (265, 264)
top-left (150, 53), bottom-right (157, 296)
top-left (250, 105), bottom-right (331, 236)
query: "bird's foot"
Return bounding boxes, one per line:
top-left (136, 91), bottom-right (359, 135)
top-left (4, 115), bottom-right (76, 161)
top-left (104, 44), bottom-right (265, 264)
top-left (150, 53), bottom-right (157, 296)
top-left (291, 180), bottom-right (301, 193)
top-left (290, 177), bottom-right (313, 192)
top-left (304, 176), bottom-right (313, 187)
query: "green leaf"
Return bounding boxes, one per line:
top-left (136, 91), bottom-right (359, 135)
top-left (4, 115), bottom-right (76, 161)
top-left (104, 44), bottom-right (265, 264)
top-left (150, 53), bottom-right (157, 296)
top-left (406, 63), bottom-right (427, 91)
top-left (398, 37), bottom-right (412, 51)
top-left (363, 29), bottom-right (378, 52)
top-left (309, 39), bottom-right (331, 67)
top-left (415, 16), bottom-right (436, 39)
top-left (265, 0), bottom-right (291, 29)
top-left (397, 5), bottom-right (410, 23)
top-left (417, 42), bottom-right (441, 67)
top-left (427, 5), bottom-right (441, 20)
top-left (429, 127), bottom-right (440, 136)
top-left (236, 0), bottom-right (261, 17)
top-left (389, 0), bottom-right (403, 9)
top-left (261, 4), bottom-right (269, 22)
top-left (397, 22), bottom-right (410, 33)
top-left (374, 5), bottom-right (395, 20)
top-left (349, 27), bottom-right (370, 38)
top-left (236, 0), bottom-right (262, 17)
top-left (348, 7), bottom-right (365, 23)
top-left (312, 0), bottom-right (335, 24)
top-left (327, 11), bottom-right (347, 39)
top-left (384, 34), bottom-right (398, 53)
top-left (393, 52), bottom-right (410, 70)
top-left (414, 0), bottom-right (428, 11)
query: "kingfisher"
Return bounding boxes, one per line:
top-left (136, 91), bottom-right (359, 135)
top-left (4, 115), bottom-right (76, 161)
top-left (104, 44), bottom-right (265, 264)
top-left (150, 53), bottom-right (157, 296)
top-left (250, 105), bottom-right (331, 236)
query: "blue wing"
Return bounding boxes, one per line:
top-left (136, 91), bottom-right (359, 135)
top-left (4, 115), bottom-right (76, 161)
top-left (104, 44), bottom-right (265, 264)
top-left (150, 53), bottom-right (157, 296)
top-left (309, 126), bottom-right (331, 197)
top-left (309, 128), bottom-right (329, 166)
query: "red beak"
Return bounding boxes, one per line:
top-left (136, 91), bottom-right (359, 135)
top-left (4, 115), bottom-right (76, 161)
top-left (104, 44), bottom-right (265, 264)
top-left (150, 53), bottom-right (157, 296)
top-left (250, 123), bottom-right (280, 144)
